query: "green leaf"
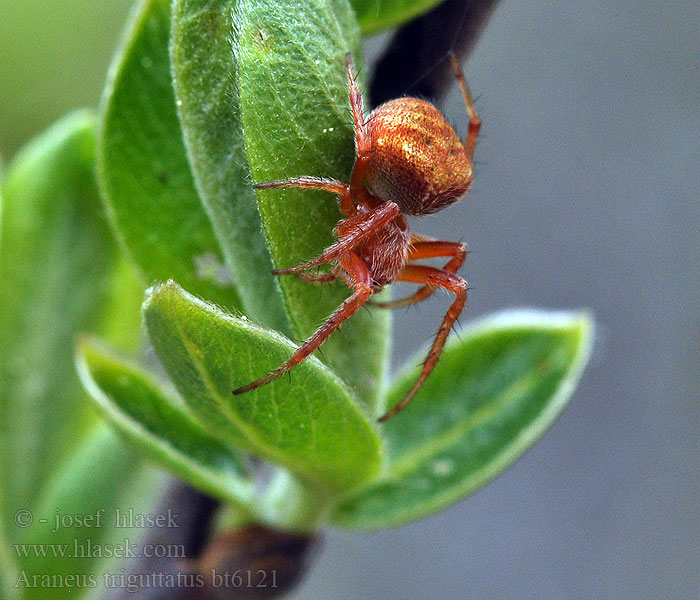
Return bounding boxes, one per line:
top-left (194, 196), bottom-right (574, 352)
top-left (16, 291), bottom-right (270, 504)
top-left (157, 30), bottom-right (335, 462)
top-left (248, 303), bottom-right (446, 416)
top-left (171, 0), bottom-right (290, 335)
top-left (143, 280), bottom-right (382, 493)
top-left (234, 0), bottom-right (390, 410)
top-left (97, 0), bottom-right (242, 311)
top-left (0, 112), bottom-right (149, 598)
top-left (333, 310), bottom-right (593, 529)
top-left (349, 0), bottom-right (444, 35)
top-left (0, 521), bottom-right (18, 600)
top-left (0, 111), bottom-right (116, 534)
top-left (14, 426), bottom-right (164, 600)
top-left (77, 337), bottom-right (256, 511)
top-left (96, 254), bottom-right (145, 354)
top-left (0, 163), bottom-right (20, 600)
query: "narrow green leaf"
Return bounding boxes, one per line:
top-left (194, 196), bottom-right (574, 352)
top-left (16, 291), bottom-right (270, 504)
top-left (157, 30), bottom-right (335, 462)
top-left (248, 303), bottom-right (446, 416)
top-left (171, 0), bottom-right (290, 335)
top-left (0, 161), bottom-right (21, 600)
top-left (0, 111), bottom-right (115, 533)
top-left (0, 520), bottom-right (18, 600)
top-left (350, 0), bottom-right (444, 35)
top-left (234, 0), bottom-right (390, 410)
top-left (97, 0), bottom-right (242, 310)
top-left (96, 254), bottom-right (145, 354)
top-left (1, 114), bottom-right (150, 597)
top-left (144, 280), bottom-right (382, 493)
top-left (14, 426), bottom-right (163, 600)
top-left (77, 337), bottom-right (255, 510)
top-left (333, 310), bottom-right (593, 529)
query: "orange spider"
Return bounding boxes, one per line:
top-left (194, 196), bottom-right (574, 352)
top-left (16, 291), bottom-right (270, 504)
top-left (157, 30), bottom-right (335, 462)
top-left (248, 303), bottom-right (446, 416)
top-left (234, 52), bottom-right (480, 422)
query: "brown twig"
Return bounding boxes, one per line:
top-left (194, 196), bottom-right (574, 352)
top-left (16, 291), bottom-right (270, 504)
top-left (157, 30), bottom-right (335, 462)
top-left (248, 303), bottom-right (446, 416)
top-left (99, 481), bottom-right (318, 600)
top-left (100, 481), bottom-right (217, 600)
top-left (369, 0), bottom-right (501, 106)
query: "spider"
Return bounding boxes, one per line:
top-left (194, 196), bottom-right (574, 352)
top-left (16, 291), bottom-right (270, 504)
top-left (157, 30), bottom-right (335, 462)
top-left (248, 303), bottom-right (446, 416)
top-left (234, 52), bottom-right (480, 423)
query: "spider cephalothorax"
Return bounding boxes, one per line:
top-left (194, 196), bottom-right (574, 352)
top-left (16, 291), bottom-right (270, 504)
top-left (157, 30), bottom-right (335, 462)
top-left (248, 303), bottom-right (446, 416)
top-left (234, 53), bottom-right (480, 422)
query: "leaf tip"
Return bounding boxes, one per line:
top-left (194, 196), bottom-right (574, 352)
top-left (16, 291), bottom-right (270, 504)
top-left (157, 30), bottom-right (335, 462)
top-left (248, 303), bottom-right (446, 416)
top-left (143, 278), bottom-right (181, 310)
top-left (566, 309), bottom-right (595, 378)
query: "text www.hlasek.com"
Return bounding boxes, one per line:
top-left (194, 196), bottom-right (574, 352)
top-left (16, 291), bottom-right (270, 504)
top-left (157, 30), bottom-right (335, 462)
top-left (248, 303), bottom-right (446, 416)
top-left (14, 539), bottom-right (185, 559)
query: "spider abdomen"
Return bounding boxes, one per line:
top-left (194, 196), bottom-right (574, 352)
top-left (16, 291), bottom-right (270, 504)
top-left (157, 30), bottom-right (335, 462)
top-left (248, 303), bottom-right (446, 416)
top-left (364, 97), bottom-right (473, 216)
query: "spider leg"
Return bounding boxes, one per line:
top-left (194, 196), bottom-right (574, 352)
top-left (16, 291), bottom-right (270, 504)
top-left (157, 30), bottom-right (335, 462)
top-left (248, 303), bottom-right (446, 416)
top-left (370, 241), bottom-right (466, 308)
top-left (274, 201), bottom-right (401, 275)
top-left (290, 270), bottom-right (338, 284)
top-left (233, 252), bottom-right (373, 395)
top-left (345, 53), bottom-right (373, 206)
top-left (254, 176), bottom-right (353, 216)
top-left (286, 263), bottom-right (340, 284)
top-left (378, 265), bottom-right (468, 422)
top-left (448, 52), bottom-right (481, 160)
top-left (409, 232), bottom-right (437, 243)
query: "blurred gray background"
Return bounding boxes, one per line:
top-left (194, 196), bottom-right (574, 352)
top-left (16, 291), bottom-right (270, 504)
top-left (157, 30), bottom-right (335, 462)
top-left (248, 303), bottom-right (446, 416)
top-left (294, 2), bottom-right (700, 598)
top-left (2, 0), bottom-right (697, 598)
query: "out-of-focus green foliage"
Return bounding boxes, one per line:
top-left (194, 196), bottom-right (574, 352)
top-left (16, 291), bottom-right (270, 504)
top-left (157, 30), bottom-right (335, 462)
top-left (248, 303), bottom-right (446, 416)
top-left (0, 0), bottom-right (132, 156)
top-left (77, 338), bottom-right (255, 509)
top-left (98, 0), bottom-right (244, 312)
top-left (0, 111), bottom-right (158, 600)
top-left (350, 0), bottom-right (444, 34)
top-left (0, 112), bottom-right (118, 527)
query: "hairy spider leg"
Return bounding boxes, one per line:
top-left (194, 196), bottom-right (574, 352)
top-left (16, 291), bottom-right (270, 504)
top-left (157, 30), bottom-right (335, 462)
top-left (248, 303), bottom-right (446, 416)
top-left (448, 52), bottom-right (481, 160)
top-left (253, 55), bottom-right (372, 215)
top-left (233, 252), bottom-right (373, 395)
top-left (292, 270), bottom-right (339, 284)
top-left (370, 241), bottom-right (466, 308)
top-left (345, 53), bottom-right (373, 208)
top-left (254, 176), bottom-right (353, 216)
top-left (378, 265), bottom-right (468, 422)
top-left (272, 201), bottom-right (401, 275)
top-left (289, 264), bottom-right (355, 286)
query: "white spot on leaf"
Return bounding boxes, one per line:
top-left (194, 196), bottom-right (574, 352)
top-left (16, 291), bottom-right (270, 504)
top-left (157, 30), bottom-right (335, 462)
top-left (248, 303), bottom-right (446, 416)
top-left (193, 253), bottom-right (234, 287)
top-left (431, 458), bottom-right (454, 477)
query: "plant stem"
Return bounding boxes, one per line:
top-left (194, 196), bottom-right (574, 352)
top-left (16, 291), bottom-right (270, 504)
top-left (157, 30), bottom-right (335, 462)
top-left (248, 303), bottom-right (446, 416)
top-left (258, 469), bottom-right (333, 533)
top-left (99, 480), bottom-right (218, 600)
top-left (370, 0), bottom-right (502, 105)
